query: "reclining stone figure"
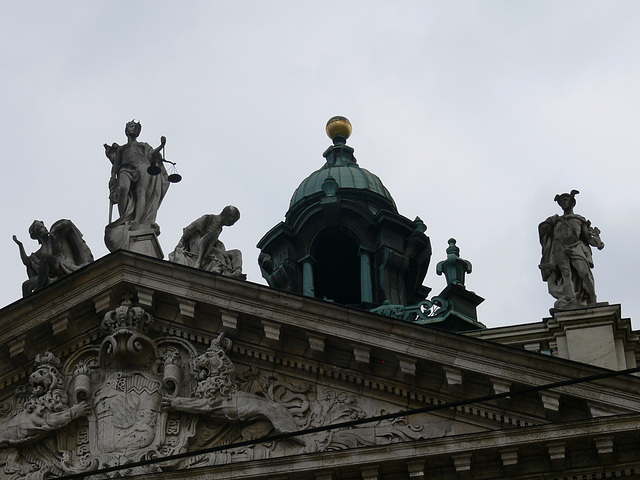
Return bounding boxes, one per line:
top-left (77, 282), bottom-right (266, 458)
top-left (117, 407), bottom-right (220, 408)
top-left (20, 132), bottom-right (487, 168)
top-left (162, 334), bottom-right (312, 451)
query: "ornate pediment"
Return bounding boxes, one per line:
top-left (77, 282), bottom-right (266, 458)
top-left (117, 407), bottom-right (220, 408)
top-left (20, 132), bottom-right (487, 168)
top-left (0, 300), bottom-right (456, 478)
top-left (2, 254), bottom-right (640, 479)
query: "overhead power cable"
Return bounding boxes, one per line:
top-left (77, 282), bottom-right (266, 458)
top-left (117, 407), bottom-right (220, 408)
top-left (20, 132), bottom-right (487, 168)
top-left (55, 364), bottom-right (640, 479)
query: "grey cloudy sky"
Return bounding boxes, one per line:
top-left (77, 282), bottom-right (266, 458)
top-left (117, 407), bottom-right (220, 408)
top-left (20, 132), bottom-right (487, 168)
top-left (1, 1), bottom-right (639, 328)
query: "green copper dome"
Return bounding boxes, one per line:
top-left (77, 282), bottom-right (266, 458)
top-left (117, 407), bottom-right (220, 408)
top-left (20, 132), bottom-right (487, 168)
top-left (289, 119), bottom-right (397, 210)
top-left (258, 117), bottom-right (432, 309)
top-left (289, 163), bottom-right (396, 209)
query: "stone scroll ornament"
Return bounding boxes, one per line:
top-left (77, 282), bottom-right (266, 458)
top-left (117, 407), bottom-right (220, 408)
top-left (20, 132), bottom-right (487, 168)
top-left (104, 120), bottom-right (170, 252)
top-left (539, 190), bottom-right (605, 309)
top-left (168, 206), bottom-right (246, 280)
top-left (0, 302), bottom-right (452, 477)
top-left (13, 219), bottom-right (94, 297)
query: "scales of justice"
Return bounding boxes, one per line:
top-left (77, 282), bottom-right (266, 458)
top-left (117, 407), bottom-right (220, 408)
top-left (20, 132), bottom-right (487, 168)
top-left (104, 120), bottom-right (182, 258)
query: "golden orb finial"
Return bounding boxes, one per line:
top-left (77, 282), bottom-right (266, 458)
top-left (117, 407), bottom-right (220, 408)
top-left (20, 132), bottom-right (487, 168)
top-left (326, 116), bottom-right (352, 141)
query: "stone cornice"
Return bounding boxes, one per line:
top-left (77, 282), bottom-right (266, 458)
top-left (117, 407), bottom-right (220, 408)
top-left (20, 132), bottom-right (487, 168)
top-left (153, 325), bottom-right (541, 430)
top-left (137, 413), bottom-right (640, 480)
top-left (2, 252), bottom-right (640, 412)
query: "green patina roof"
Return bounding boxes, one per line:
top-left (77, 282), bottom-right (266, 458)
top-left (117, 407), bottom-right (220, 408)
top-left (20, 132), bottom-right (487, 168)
top-left (289, 131), bottom-right (397, 210)
top-left (289, 163), bottom-right (396, 209)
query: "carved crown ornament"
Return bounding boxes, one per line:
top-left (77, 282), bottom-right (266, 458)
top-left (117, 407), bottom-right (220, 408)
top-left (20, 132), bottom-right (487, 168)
top-left (99, 301), bottom-right (157, 369)
top-left (0, 299), bottom-right (454, 478)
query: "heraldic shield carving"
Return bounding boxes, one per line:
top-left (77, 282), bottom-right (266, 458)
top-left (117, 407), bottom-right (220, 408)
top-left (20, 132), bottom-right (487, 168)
top-left (0, 300), bottom-right (200, 477)
top-left (0, 298), bottom-right (453, 478)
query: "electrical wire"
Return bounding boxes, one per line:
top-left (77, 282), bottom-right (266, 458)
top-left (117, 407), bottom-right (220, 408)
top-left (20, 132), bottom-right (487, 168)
top-left (53, 364), bottom-right (640, 479)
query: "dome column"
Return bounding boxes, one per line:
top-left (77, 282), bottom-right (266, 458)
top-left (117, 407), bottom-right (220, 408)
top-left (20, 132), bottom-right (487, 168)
top-left (359, 247), bottom-right (374, 304)
top-left (300, 255), bottom-right (316, 297)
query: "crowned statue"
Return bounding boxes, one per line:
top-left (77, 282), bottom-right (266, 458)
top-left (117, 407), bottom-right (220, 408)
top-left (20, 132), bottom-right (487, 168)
top-left (104, 120), bottom-right (170, 256)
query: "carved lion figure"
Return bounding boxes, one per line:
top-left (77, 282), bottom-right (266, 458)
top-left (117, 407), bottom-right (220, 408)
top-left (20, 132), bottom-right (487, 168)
top-left (190, 333), bottom-right (237, 401)
top-left (0, 352), bottom-right (90, 447)
top-left (163, 334), bottom-right (313, 451)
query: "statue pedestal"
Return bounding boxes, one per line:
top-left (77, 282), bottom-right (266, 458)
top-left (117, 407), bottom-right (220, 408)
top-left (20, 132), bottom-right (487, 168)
top-left (128, 229), bottom-right (164, 259)
top-left (546, 304), bottom-right (638, 370)
top-left (105, 222), bottom-right (164, 259)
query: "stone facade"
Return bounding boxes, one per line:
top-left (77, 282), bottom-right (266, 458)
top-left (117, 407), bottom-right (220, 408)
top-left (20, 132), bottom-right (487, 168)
top-left (1, 252), bottom-right (640, 479)
top-left (467, 303), bottom-right (640, 370)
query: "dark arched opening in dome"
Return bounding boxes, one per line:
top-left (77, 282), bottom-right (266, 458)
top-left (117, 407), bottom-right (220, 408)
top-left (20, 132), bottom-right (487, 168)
top-left (312, 227), bottom-right (361, 305)
top-left (257, 116), bottom-right (434, 310)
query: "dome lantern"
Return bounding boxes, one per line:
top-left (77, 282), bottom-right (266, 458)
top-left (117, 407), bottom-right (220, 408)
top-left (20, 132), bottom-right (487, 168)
top-left (258, 118), bottom-right (432, 309)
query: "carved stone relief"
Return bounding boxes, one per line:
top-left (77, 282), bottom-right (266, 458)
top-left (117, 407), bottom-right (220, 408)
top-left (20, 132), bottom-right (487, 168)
top-left (0, 300), bottom-right (453, 478)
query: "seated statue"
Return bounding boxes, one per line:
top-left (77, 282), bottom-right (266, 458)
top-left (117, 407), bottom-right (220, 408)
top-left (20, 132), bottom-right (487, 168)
top-left (169, 206), bottom-right (245, 279)
top-left (13, 219), bottom-right (94, 297)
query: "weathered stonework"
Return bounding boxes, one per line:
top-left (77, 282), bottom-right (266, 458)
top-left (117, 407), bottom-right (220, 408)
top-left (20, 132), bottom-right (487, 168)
top-left (0, 293), bottom-right (453, 478)
top-left (1, 252), bottom-right (640, 479)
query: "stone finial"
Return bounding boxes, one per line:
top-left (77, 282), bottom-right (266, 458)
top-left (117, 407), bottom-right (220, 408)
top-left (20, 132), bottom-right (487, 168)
top-left (413, 216), bottom-right (427, 233)
top-left (436, 238), bottom-right (472, 287)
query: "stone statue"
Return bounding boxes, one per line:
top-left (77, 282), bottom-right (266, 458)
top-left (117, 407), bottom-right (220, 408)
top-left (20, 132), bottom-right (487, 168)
top-left (162, 333), bottom-right (312, 450)
top-left (169, 206), bottom-right (246, 279)
top-left (0, 352), bottom-right (90, 447)
top-left (13, 219), bottom-right (94, 297)
top-left (539, 190), bottom-right (605, 309)
top-left (104, 120), bottom-right (170, 253)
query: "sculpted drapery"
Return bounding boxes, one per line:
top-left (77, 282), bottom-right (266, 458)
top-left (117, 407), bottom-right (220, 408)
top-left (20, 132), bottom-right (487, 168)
top-left (539, 190), bottom-right (604, 309)
top-left (104, 120), bottom-right (169, 251)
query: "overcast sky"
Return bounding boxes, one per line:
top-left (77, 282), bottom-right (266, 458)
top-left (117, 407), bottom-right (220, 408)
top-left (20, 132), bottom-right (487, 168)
top-left (1, 1), bottom-right (639, 329)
